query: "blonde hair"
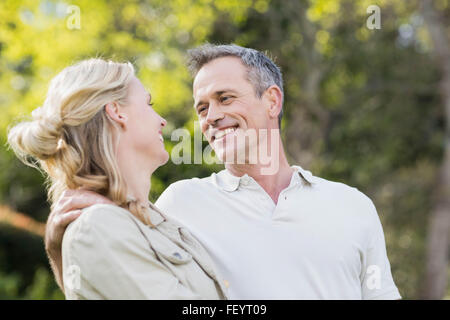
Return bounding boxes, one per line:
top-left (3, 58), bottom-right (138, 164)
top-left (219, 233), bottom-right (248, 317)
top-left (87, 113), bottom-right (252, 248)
top-left (7, 58), bottom-right (155, 227)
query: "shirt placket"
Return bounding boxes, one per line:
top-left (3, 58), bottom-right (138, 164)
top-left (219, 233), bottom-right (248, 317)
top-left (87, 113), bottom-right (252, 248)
top-left (272, 172), bottom-right (303, 218)
top-left (240, 176), bottom-right (276, 218)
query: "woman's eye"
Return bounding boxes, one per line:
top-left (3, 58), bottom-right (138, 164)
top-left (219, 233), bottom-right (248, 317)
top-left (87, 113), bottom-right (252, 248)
top-left (148, 102), bottom-right (154, 107)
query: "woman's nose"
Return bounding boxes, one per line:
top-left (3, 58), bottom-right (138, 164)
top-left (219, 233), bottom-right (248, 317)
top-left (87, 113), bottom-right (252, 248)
top-left (161, 117), bottom-right (167, 127)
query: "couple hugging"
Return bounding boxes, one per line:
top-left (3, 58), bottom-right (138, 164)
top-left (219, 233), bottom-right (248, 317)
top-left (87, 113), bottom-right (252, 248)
top-left (7, 43), bottom-right (401, 300)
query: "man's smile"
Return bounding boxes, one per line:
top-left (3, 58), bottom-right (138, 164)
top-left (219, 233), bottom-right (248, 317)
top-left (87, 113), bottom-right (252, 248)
top-left (210, 125), bottom-right (239, 142)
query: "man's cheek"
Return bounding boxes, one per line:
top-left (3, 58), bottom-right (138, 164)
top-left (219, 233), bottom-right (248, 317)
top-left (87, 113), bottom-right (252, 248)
top-left (200, 125), bottom-right (209, 140)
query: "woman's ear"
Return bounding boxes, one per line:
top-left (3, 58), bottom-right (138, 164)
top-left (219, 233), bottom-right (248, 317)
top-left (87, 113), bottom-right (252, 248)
top-left (264, 85), bottom-right (283, 120)
top-left (104, 102), bottom-right (128, 129)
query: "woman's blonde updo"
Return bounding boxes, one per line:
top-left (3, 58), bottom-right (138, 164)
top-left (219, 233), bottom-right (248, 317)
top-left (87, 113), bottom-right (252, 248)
top-left (7, 58), bottom-right (155, 227)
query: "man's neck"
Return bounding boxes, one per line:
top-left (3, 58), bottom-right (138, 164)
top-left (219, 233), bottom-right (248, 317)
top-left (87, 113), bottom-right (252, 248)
top-left (225, 156), bottom-right (294, 205)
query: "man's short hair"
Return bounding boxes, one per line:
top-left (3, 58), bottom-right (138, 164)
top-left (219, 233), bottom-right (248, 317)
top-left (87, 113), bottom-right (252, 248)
top-left (187, 43), bottom-right (284, 129)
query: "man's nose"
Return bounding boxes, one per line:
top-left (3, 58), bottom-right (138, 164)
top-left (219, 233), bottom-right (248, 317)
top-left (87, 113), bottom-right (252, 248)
top-left (205, 102), bottom-right (224, 126)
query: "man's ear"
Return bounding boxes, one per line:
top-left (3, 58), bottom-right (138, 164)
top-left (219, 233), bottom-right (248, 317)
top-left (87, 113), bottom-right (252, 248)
top-left (264, 85), bottom-right (283, 121)
top-left (104, 102), bottom-right (128, 129)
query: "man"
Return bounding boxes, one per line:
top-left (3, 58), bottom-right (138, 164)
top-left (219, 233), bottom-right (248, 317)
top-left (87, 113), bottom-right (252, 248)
top-left (45, 44), bottom-right (401, 299)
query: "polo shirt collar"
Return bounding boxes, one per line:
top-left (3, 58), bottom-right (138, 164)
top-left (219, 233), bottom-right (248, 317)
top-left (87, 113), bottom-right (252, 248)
top-left (292, 165), bottom-right (315, 185)
top-left (214, 169), bottom-right (242, 192)
top-left (214, 165), bottom-right (315, 192)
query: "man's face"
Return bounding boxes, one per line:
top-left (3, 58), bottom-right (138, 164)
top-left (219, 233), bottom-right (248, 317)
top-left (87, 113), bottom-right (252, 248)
top-left (193, 56), bottom-right (270, 163)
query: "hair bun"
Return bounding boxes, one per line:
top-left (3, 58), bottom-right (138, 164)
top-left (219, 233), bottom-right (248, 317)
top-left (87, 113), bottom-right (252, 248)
top-left (8, 107), bottom-right (64, 161)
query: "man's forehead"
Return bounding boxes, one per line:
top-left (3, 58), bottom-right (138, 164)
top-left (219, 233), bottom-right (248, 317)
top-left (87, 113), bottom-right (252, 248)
top-left (193, 57), bottom-right (248, 98)
top-left (193, 80), bottom-right (239, 98)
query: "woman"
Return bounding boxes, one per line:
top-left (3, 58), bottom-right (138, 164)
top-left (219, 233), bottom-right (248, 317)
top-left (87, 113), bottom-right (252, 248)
top-left (7, 58), bottom-right (228, 299)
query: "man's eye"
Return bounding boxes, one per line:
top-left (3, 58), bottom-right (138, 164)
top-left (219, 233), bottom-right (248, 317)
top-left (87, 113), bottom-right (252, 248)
top-left (220, 96), bottom-right (232, 103)
top-left (198, 106), bottom-right (207, 114)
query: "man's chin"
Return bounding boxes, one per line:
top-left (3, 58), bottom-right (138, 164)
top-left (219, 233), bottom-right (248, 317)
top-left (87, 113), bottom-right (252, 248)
top-left (214, 147), bottom-right (248, 164)
top-left (213, 147), bottom-right (229, 163)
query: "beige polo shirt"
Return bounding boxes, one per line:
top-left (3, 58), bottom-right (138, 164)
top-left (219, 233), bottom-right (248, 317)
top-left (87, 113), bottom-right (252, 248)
top-left (155, 165), bottom-right (401, 299)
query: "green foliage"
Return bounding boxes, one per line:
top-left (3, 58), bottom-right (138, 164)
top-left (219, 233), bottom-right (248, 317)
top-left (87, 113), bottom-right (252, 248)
top-left (207, 0), bottom-right (447, 299)
top-left (0, 223), bottom-right (49, 289)
top-left (0, 0), bottom-right (448, 299)
top-left (0, 269), bottom-right (63, 300)
top-left (0, 272), bottom-right (21, 299)
top-left (23, 268), bottom-right (64, 300)
top-left (0, 223), bottom-right (63, 300)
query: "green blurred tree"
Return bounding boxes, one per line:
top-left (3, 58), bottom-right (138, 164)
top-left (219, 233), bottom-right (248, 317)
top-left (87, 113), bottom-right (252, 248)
top-left (0, 0), bottom-right (259, 299)
top-left (0, 0), bottom-right (448, 299)
top-left (419, 0), bottom-right (450, 299)
top-left (207, 0), bottom-right (447, 298)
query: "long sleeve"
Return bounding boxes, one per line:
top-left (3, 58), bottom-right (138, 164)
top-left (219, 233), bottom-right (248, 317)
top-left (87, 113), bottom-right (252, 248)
top-left (61, 204), bottom-right (202, 300)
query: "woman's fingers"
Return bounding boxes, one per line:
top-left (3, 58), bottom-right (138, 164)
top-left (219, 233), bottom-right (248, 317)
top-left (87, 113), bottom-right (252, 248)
top-left (45, 209), bottom-right (81, 256)
top-left (56, 190), bottom-right (112, 214)
top-left (58, 209), bottom-right (83, 229)
top-left (45, 189), bottom-right (112, 255)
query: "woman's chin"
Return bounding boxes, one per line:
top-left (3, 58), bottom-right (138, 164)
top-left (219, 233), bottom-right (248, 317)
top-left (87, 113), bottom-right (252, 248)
top-left (143, 149), bottom-right (169, 169)
top-left (159, 150), bottom-right (170, 165)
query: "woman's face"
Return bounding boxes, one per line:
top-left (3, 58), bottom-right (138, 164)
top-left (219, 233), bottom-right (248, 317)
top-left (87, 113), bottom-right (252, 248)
top-left (118, 76), bottom-right (169, 167)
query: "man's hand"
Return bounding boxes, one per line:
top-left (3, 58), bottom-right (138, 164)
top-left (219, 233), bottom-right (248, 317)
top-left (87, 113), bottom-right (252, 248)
top-left (45, 189), bottom-right (113, 292)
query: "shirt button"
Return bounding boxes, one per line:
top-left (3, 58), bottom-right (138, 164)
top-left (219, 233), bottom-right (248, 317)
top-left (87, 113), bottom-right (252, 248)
top-left (172, 252), bottom-right (182, 259)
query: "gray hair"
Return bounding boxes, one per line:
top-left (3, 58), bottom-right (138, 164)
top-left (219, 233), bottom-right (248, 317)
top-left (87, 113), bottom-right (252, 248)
top-left (187, 43), bottom-right (284, 128)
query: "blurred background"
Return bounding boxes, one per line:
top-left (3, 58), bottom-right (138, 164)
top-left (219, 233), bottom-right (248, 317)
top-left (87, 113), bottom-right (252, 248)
top-left (0, 0), bottom-right (449, 299)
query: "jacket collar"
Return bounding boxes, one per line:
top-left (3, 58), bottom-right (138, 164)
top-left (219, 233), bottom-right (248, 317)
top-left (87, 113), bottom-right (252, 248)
top-left (147, 206), bottom-right (230, 299)
top-left (213, 165), bottom-right (315, 192)
top-left (147, 202), bottom-right (166, 227)
top-left (125, 195), bottom-right (165, 227)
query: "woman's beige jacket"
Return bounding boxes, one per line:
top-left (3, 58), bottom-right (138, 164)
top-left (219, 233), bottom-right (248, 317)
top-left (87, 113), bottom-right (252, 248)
top-left (61, 203), bottom-right (229, 299)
